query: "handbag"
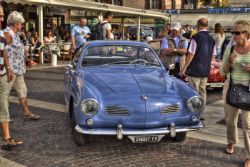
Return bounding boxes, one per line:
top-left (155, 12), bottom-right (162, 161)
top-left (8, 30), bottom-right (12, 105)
top-left (226, 46), bottom-right (250, 111)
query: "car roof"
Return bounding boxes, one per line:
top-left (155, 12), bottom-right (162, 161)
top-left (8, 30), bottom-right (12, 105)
top-left (83, 40), bottom-right (150, 48)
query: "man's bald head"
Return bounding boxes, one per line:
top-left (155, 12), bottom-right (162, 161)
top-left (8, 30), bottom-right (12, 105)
top-left (79, 18), bottom-right (87, 27)
top-left (197, 18), bottom-right (208, 29)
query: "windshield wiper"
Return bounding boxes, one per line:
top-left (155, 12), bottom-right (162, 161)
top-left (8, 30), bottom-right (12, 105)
top-left (144, 62), bottom-right (161, 67)
top-left (102, 61), bottom-right (131, 66)
top-left (102, 60), bottom-right (160, 67)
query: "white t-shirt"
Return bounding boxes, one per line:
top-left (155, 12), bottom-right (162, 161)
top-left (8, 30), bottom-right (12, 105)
top-left (212, 33), bottom-right (225, 49)
top-left (102, 21), bottom-right (112, 40)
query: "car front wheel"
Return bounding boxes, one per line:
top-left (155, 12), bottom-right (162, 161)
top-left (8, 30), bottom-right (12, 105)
top-left (71, 112), bottom-right (88, 146)
top-left (173, 132), bottom-right (186, 142)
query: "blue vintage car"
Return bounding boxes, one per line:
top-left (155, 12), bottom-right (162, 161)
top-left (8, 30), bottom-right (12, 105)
top-left (64, 41), bottom-right (203, 145)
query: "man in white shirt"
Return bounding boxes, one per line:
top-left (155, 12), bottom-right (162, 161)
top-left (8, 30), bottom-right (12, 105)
top-left (101, 11), bottom-right (113, 40)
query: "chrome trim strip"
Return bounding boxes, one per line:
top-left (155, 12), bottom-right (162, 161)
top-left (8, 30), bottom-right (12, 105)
top-left (75, 122), bottom-right (203, 136)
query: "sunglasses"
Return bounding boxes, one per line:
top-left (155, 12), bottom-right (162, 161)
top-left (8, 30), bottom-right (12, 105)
top-left (231, 31), bottom-right (247, 35)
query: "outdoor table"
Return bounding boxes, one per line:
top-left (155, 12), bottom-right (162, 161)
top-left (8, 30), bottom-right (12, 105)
top-left (44, 43), bottom-right (60, 66)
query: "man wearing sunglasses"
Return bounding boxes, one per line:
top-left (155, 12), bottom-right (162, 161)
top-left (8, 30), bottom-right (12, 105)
top-left (180, 18), bottom-right (216, 120)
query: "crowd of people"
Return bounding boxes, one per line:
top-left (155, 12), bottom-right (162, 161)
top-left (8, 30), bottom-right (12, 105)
top-left (0, 6), bottom-right (250, 166)
top-left (159, 18), bottom-right (250, 167)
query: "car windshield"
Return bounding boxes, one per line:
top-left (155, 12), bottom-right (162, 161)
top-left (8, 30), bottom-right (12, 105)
top-left (81, 45), bottom-right (161, 67)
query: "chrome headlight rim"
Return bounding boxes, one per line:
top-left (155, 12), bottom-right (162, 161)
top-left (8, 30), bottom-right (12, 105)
top-left (80, 98), bottom-right (99, 116)
top-left (187, 96), bottom-right (204, 112)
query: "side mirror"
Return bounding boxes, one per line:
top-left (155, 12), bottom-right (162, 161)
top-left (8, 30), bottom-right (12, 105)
top-left (67, 64), bottom-right (73, 69)
top-left (168, 64), bottom-right (175, 70)
top-left (168, 64), bottom-right (175, 75)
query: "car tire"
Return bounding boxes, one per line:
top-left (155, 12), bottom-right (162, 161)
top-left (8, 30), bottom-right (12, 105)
top-left (71, 112), bottom-right (88, 146)
top-left (174, 132), bottom-right (186, 142)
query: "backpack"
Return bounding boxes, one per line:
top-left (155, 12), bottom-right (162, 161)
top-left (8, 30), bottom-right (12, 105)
top-left (90, 22), bottom-right (108, 40)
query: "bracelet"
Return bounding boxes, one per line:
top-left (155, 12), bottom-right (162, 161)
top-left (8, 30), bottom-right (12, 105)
top-left (6, 66), bottom-right (11, 69)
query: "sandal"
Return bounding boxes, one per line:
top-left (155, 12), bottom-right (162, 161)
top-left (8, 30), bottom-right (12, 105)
top-left (23, 112), bottom-right (40, 120)
top-left (225, 144), bottom-right (234, 155)
top-left (1, 138), bottom-right (23, 150)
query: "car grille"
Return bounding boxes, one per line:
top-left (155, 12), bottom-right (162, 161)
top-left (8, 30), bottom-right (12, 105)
top-left (161, 104), bottom-right (180, 114)
top-left (106, 106), bottom-right (129, 115)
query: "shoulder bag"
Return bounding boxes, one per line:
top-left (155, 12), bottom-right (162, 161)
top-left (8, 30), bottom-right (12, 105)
top-left (226, 46), bottom-right (250, 111)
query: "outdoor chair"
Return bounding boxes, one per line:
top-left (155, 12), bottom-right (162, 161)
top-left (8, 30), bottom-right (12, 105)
top-left (61, 42), bottom-right (72, 62)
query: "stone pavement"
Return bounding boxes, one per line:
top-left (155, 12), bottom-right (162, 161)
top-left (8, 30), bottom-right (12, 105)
top-left (0, 67), bottom-right (246, 167)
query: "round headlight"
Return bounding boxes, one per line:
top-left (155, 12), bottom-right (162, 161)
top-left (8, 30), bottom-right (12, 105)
top-left (187, 96), bottom-right (204, 112)
top-left (80, 99), bottom-right (99, 116)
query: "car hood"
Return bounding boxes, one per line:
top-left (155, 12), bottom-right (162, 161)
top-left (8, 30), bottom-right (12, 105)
top-left (82, 66), bottom-right (172, 95)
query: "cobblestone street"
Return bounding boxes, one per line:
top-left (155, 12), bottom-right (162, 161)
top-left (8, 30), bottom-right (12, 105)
top-left (0, 67), bottom-right (245, 167)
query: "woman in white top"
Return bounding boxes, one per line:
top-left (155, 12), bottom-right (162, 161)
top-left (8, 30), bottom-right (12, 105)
top-left (213, 23), bottom-right (225, 60)
top-left (43, 30), bottom-right (55, 43)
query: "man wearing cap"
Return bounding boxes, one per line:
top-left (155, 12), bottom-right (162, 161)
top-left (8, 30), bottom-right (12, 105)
top-left (180, 18), bottom-right (216, 120)
top-left (160, 22), bottom-right (188, 77)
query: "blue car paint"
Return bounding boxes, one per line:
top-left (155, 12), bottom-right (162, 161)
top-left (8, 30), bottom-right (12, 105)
top-left (64, 41), bottom-right (201, 132)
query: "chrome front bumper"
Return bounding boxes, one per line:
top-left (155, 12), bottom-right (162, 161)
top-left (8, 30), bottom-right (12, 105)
top-left (75, 122), bottom-right (203, 140)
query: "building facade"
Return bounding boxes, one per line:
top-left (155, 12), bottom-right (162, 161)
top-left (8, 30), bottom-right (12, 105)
top-left (84, 0), bottom-right (250, 11)
top-left (228, 0), bottom-right (250, 7)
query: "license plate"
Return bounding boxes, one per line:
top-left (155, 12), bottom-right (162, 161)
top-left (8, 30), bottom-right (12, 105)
top-left (210, 83), bottom-right (224, 88)
top-left (128, 135), bottom-right (164, 143)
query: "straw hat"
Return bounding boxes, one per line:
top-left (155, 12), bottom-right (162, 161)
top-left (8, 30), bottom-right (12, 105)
top-left (7, 11), bottom-right (25, 25)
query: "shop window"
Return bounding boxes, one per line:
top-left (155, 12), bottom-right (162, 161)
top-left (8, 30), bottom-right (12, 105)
top-left (182, 0), bottom-right (189, 9)
top-left (172, 0), bottom-right (176, 9)
top-left (113, 0), bottom-right (122, 6)
top-left (145, 0), bottom-right (150, 9)
top-left (152, 0), bottom-right (162, 9)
